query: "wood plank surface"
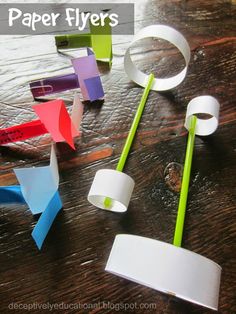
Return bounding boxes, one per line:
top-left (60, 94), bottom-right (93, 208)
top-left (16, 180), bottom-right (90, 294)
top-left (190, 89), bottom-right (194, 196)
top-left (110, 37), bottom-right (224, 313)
top-left (0, 0), bottom-right (235, 313)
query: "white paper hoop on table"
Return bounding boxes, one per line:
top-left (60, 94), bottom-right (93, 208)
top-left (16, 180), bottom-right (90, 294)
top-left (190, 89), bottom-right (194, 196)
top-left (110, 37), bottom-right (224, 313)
top-left (87, 169), bottom-right (135, 212)
top-left (185, 96), bottom-right (220, 136)
top-left (106, 234), bottom-right (221, 310)
top-left (124, 25), bottom-right (191, 91)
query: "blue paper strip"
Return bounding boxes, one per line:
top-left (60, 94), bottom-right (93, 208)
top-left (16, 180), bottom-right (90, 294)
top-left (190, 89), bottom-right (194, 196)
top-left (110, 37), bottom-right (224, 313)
top-left (0, 185), bottom-right (25, 204)
top-left (0, 185), bottom-right (62, 250)
top-left (31, 190), bottom-right (62, 249)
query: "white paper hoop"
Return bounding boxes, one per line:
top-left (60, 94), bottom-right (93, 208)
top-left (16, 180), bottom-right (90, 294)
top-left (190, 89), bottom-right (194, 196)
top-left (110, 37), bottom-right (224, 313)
top-left (87, 169), bottom-right (135, 212)
top-left (124, 25), bottom-right (191, 91)
top-left (106, 234), bottom-right (221, 310)
top-left (185, 96), bottom-right (220, 136)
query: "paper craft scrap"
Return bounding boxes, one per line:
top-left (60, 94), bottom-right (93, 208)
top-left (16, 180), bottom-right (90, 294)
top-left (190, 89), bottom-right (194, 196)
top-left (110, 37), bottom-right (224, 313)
top-left (88, 25), bottom-right (191, 213)
top-left (0, 145), bottom-right (62, 249)
top-left (30, 50), bottom-right (104, 101)
top-left (71, 48), bottom-right (104, 102)
top-left (106, 96), bottom-right (221, 311)
top-left (55, 17), bottom-right (112, 66)
top-left (0, 95), bottom-right (83, 149)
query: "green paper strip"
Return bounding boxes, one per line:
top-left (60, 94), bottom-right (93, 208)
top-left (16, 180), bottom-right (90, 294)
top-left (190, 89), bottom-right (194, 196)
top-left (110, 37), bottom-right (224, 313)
top-left (90, 17), bottom-right (112, 66)
top-left (173, 115), bottom-right (197, 247)
top-left (55, 18), bottom-right (112, 65)
top-left (55, 33), bottom-right (91, 49)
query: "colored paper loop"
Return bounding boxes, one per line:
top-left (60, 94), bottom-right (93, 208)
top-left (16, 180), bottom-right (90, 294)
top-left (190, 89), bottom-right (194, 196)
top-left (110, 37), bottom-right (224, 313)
top-left (55, 17), bottom-right (112, 65)
top-left (184, 95), bottom-right (220, 136)
top-left (30, 49), bottom-right (104, 101)
top-left (71, 48), bottom-right (104, 101)
top-left (106, 235), bottom-right (221, 311)
top-left (0, 95), bottom-right (83, 149)
top-left (0, 145), bottom-right (62, 249)
top-left (124, 25), bottom-right (191, 91)
top-left (88, 169), bottom-right (135, 212)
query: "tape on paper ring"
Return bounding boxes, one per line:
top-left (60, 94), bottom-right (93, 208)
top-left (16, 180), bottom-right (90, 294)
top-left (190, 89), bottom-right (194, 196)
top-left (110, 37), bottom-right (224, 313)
top-left (185, 96), bottom-right (220, 136)
top-left (87, 169), bottom-right (135, 213)
top-left (124, 25), bottom-right (191, 91)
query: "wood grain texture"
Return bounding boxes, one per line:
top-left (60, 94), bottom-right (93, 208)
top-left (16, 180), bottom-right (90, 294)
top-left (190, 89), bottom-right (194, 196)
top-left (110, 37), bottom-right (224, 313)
top-left (0, 0), bottom-right (236, 313)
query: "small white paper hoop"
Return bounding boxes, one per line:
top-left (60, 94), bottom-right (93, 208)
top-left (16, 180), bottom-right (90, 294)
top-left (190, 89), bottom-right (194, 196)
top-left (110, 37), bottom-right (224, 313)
top-left (185, 96), bottom-right (220, 136)
top-left (106, 234), bottom-right (222, 310)
top-left (87, 169), bottom-right (135, 212)
top-left (124, 25), bottom-right (191, 91)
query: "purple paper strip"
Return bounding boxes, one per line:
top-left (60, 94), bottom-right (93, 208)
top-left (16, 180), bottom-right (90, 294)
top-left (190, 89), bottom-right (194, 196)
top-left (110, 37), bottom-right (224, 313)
top-left (72, 54), bottom-right (103, 101)
top-left (30, 73), bottom-right (79, 98)
top-left (84, 76), bottom-right (104, 101)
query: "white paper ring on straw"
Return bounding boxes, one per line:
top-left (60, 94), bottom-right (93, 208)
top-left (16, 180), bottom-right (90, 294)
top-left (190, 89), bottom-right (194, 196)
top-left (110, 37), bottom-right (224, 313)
top-left (87, 169), bottom-right (135, 212)
top-left (185, 96), bottom-right (220, 136)
top-left (124, 25), bottom-right (191, 91)
top-left (106, 234), bottom-right (222, 310)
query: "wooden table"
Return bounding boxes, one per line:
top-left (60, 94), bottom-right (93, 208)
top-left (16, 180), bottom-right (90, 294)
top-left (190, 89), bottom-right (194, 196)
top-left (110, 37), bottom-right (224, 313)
top-left (0, 1), bottom-right (235, 313)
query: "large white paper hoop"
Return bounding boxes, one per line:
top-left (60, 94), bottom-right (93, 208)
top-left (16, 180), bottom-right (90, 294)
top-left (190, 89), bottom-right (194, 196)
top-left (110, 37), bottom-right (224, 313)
top-left (124, 25), bottom-right (191, 91)
top-left (106, 234), bottom-right (221, 310)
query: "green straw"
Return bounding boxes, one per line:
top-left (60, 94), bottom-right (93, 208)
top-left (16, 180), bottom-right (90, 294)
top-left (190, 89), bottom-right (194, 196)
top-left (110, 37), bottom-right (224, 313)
top-left (173, 115), bottom-right (197, 247)
top-left (104, 73), bottom-right (155, 208)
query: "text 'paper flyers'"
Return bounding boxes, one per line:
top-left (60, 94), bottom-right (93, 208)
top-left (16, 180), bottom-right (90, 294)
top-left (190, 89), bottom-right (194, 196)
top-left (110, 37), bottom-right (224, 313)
top-left (0, 95), bottom-right (83, 149)
top-left (0, 145), bottom-right (62, 249)
top-left (30, 49), bottom-right (104, 101)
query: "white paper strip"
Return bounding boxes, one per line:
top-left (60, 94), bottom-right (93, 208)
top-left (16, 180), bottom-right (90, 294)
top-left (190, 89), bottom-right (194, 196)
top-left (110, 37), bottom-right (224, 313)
top-left (87, 169), bottom-right (135, 212)
top-left (106, 234), bottom-right (221, 310)
top-left (124, 25), bottom-right (191, 91)
top-left (71, 92), bottom-right (84, 132)
top-left (185, 96), bottom-right (220, 136)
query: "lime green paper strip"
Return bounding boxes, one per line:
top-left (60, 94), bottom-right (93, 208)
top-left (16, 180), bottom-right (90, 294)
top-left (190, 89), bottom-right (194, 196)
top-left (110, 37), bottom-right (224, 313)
top-left (173, 115), bottom-right (197, 247)
top-left (55, 18), bottom-right (112, 65)
top-left (104, 73), bottom-right (154, 208)
top-left (55, 34), bottom-right (91, 49)
top-left (90, 17), bottom-right (112, 66)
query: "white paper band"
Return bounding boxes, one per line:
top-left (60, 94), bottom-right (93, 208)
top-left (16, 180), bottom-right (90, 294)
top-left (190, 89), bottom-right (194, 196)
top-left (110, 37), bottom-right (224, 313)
top-left (124, 25), bottom-right (191, 91)
top-left (106, 234), bottom-right (221, 310)
top-left (185, 96), bottom-right (220, 136)
top-left (87, 169), bottom-right (135, 212)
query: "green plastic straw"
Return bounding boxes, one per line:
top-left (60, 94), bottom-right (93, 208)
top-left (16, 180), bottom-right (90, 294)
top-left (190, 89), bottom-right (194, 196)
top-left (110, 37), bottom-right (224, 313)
top-left (104, 73), bottom-right (154, 208)
top-left (173, 115), bottom-right (197, 247)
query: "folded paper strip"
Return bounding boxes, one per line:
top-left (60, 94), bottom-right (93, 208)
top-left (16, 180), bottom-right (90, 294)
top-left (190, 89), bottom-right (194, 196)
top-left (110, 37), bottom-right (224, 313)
top-left (30, 49), bottom-right (104, 101)
top-left (55, 18), bottom-right (112, 66)
top-left (0, 145), bottom-right (62, 249)
top-left (0, 96), bottom-right (83, 149)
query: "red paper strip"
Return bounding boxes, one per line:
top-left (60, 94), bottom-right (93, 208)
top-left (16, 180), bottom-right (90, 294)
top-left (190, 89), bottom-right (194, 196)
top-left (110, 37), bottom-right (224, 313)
top-left (0, 99), bottom-right (80, 149)
top-left (0, 120), bottom-right (47, 145)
